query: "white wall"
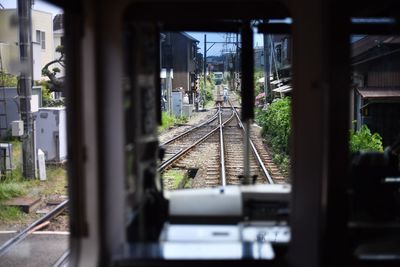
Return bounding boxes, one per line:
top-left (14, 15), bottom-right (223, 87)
top-left (0, 42), bottom-right (19, 74)
top-left (0, 9), bottom-right (18, 44)
top-left (32, 9), bottom-right (54, 75)
top-left (0, 9), bottom-right (54, 80)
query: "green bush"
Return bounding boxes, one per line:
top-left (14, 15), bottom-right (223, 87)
top-left (256, 97), bottom-right (291, 174)
top-left (257, 98), bottom-right (291, 154)
top-left (35, 80), bottom-right (65, 107)
top-left (199, 74), bottom-right (215, 104)
top-left (0, 182), bottom-right (26, 201)
top-left (254, 70), bottom-right (264, 96)
top-left (0, 71), bottom-right (18, 87)
top-left (161, 112), bottom-right (176, 130)
top-left (0, 206), bottom-right (23, 222)
top-left (36, 80), bottom-right (52, 104)
top-left (159, 112), bottom-right (189, 131)
top-left (202, 88), bottom-right (213, 103)
top-left (349, 124), bottom-right (383, 153)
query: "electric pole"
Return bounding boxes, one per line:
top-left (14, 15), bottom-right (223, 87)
top-left (236, 33), bottom-right (239, 91)
top-left (263, 33), bottom-right (271, 104)
top-left (203, 34), bottom-right (206, 108)
top-left (18, 0), bottom-right (35, 179)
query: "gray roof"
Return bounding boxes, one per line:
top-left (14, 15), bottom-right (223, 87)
top-left (181, 32), bottom-right (199, 43)
top-left (357, 88), bottom-right (400, 99)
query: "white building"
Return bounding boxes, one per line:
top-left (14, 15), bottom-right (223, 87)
top-left (52, 14), bottom-right (64, 79)
top-left (0, 9), bottom-right (54, 80)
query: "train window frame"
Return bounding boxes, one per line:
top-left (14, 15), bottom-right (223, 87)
top-left (59, 0), bottom-right (400, 266)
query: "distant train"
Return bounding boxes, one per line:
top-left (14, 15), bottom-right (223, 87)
top-left (213, 72), bottom-right (223, 85)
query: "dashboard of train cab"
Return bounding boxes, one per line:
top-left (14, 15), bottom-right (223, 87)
top-left (114, 184), bottom-right (291, 265)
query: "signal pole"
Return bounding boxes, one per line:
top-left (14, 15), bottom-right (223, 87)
top-left (18, 0), bottom-right (35, 179)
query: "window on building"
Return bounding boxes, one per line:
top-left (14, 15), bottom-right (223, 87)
top-left (36, 30), bottom-right (46, 50)
top-left (36, 30), bottom-right (41, 43)
top-left (41, 31), bottom-right (46, 49)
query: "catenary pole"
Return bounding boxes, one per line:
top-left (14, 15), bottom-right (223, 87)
top-left (18, 0), bottom-right (35, 179)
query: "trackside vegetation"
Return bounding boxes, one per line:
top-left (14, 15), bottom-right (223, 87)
top-left (256, 97), bottom-right (291, 175)
top-left (159, 112), bottom-right (188, 131)
top-left (0, 141), bottom-right (67, 222)
top-left (255, 97), bottom-right (384, 176)
top-left (349, 124), bottom-right (384, 153)
top-left (199, 73), bottom-right (215, 105)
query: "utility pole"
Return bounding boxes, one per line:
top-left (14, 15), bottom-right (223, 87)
top-left (263, 33), bottom-right (271, 104)
top-left (18, 0), bottom-right (35, 179)
top-left (203, 34), bottom-right (207, 108)
top-left (167, 69), bottom-right (172, 115)
top-left (236, 33), bottom-right (239, 91)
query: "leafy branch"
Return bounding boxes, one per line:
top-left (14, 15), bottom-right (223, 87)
top-left (41, 45), bottom-right (64, 93)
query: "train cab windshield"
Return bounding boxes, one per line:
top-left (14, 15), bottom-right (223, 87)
top-left (121, 2), bottom-right (294, 262)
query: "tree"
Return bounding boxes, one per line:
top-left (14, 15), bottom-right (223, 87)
top-left (349, 124), bottom-right (384, 153)
top-left (0, 71), bottom-right (18, 87)
top-left (41, 45), bottom-right (65, 93)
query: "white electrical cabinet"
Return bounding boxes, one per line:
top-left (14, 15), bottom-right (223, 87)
top-left (11, 120), bottom-right (23, 136)
top-left (36, 107), bottom-right (67, 163)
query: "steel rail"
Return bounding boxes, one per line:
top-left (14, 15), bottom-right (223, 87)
top-left (0, 199), bottom-right (69, 257)
top-left (159, 111), bottom-right (235, 173)
top-left (218, 105), bottom-right (226, 186)
top-left (228, 100), bottom-right (274, 184)
top-left (52, 249), bottom-right (70, 267)
top-left (160, 110), bottom-right (219, 146)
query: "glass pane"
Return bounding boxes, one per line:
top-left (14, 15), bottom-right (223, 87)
top-left (123, 11), bottom-right (293, 261)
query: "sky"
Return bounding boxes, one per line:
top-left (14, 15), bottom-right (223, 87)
top-left (187, 32), bottom-right (265, 56)
top-left (0, 0), bottom-right (63, 18)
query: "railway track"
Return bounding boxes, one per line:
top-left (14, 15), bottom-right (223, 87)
top-left (160, 98), bottom-right (277, 190)
top-left (160, 111), bottom-right (219, 164)
top-left (0, 200), bottom-right (69, 262)
top-left (159, 105), bottom-right (234, 187)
